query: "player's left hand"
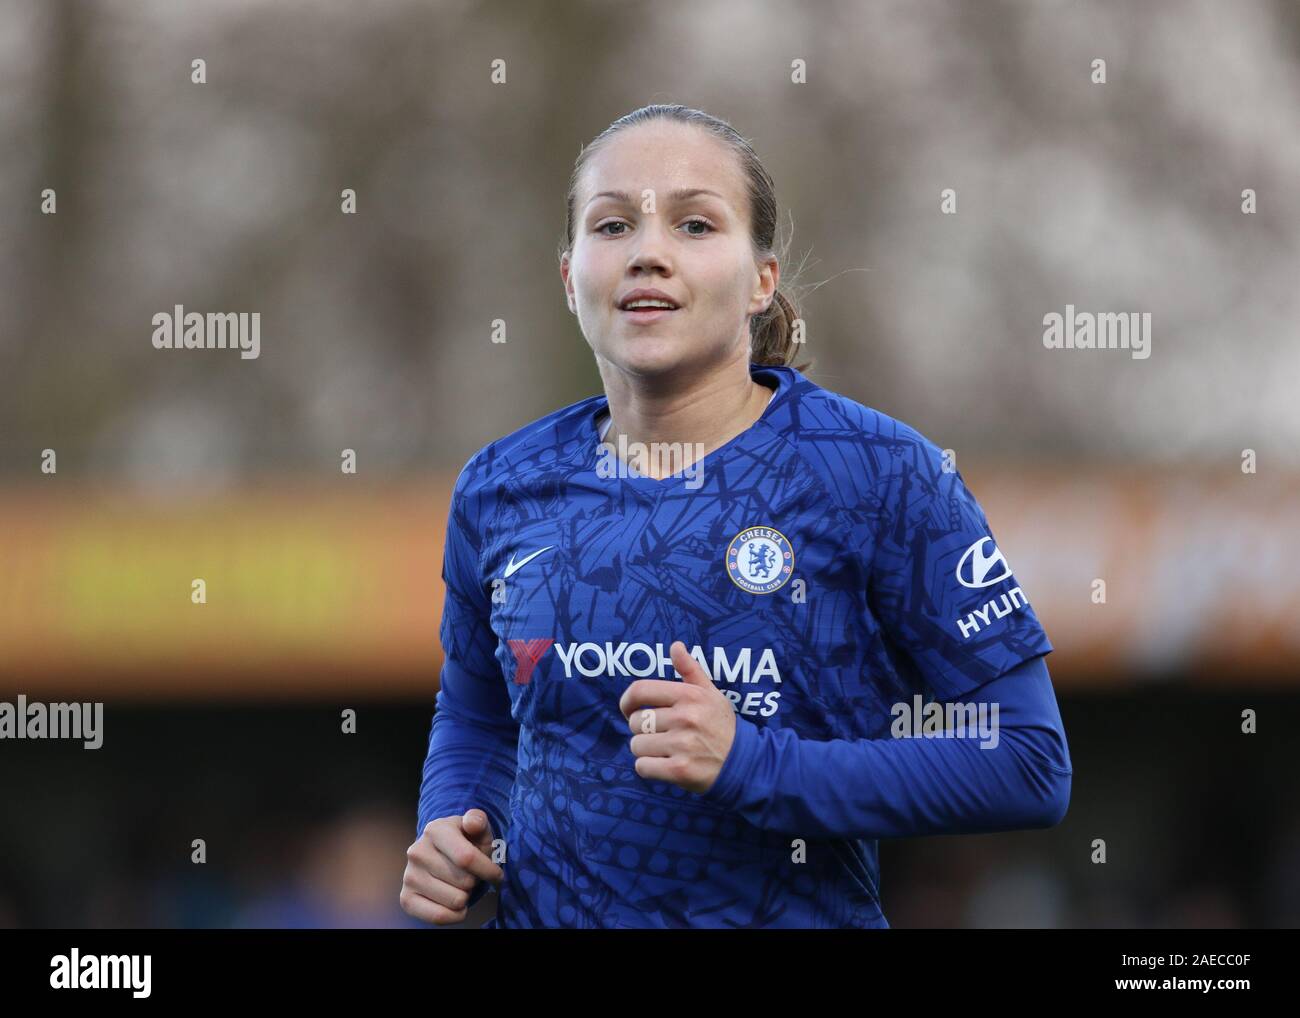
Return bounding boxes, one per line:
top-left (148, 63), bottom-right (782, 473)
top-left (619, 640), bottom-right (736, 795)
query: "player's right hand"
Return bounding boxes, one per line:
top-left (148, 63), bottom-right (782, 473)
top-left (400, 808), bottom-right (504, 925)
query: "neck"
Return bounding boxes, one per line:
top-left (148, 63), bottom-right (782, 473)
top-left (597, 354), bottom-right (772, 474)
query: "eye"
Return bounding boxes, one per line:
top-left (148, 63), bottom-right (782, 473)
top-left (681, 217), bottom-right (714, 236)
top-left (595, 220), bottom-right (629, 236)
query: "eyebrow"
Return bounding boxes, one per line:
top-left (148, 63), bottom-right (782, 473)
top-left (584, 188), bottom-right (728, 210)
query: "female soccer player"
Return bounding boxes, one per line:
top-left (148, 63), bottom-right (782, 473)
top-left (402, 104), bottom-right (1072, 929)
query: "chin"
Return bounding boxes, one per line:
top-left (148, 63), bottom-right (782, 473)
top-left (605, 337), bottom-right (693, 377)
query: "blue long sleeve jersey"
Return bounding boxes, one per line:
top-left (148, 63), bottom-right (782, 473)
top-left (417, 362), bottom-right (1072, 928)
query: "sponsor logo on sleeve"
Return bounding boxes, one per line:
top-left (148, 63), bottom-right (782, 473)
top-left (954, 536), bottom-right (1031, 639)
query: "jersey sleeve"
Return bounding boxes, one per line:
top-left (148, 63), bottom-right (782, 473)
top-left (417, 459), bottom-right (519, 908)
top-left (698, 653), bottom-right (1072, 840)
top-left (863, 421), bottom-right (1053, 701)
top-left (694, 409), bottom-right (1069, 841)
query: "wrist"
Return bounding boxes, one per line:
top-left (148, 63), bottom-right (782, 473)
top-left (697, 713), bottom-right (760, 809)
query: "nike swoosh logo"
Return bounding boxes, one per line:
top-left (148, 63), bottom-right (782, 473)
top-left (504, 546), bottom-right (554, 578)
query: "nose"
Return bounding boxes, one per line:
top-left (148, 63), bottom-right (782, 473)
top-left (626, 215), bottom-right (674, 277)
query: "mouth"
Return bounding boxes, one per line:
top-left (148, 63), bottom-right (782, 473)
top-left (618, 306), bottom-right (679, 324)
top-left (616, 291), bottom-right (682, 323)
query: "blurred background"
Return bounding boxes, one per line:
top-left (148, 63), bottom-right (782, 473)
top-left (1, 0), bottom-right (1297, 928)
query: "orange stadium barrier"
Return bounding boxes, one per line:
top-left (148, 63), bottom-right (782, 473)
top-left (0, 482), bottom-right (450, 699)
top-left (0, 467), bottom-right (1296, 698)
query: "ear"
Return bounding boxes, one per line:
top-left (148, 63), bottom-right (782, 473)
top-left (559, 251), bottom-right (577, 314)
top-left (751, 253), bottom-right (779, 314)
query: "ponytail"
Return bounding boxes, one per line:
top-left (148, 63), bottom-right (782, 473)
top-left (750, 288), bottom-right (813, 373)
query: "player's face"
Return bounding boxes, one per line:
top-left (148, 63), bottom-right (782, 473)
top-left (562, 121), bottom-right (772, 380)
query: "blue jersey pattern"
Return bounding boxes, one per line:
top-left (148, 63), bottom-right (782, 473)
top-left (418, 362), bottom-right (1061, 928)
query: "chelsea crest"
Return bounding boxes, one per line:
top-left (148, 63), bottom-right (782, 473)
top-left (726, 526), bottom-right (794, 595)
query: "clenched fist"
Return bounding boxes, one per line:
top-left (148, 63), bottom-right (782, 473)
top-left (400, 808), bottom-right (503, 925)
